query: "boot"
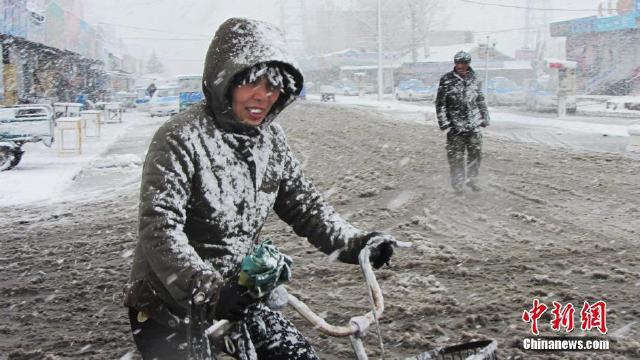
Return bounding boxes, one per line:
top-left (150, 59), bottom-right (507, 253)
top-left (466, 179), bottom-right (481, 192)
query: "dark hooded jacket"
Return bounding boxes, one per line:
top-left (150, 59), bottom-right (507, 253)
top-left (125, 18), bottom-right (370, 317)
top-left (435, 67), bottom-right (490, 133)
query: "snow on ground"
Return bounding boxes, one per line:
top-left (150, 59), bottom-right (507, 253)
top-left (0, 112), bottom-right (164, 207)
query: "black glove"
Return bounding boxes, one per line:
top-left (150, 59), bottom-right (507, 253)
top-left (361, 232), bottom-right (397, 269)
top-left (214, 279), bottom-right (257, 321)
top-left (480, 115), bottom-right (490, 128)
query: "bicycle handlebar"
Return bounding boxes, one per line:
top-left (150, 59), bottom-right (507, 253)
top-left (284, 247), bottom-right (383, 337)
top-left (206, 245), bottom-right (395, 339)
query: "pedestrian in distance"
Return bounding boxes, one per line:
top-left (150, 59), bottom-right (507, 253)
top-left (146, 81), bottom-right (157, 98)
top-left (435, 50), bottom-right (490, 195)
top-left (123, 17), bottom-right (402, 360)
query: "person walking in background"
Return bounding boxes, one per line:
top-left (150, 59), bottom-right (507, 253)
top-left (123, 17), bottom-right (400, 360)
top-left (435, 50), bottom-right (490, 195)
top-left (146, 81), bottom-right (157, 98)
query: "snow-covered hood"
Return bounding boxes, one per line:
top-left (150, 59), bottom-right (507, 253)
top-left (202, 17), bottom-right (304, 136)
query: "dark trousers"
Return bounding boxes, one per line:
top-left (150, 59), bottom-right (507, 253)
top-left (446, 130), bottom-right (483, 189)
top-left (129, 305), bottom-right (318, 360)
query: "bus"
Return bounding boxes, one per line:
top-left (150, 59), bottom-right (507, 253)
top-left (177, 74), bottom-right (204, 111)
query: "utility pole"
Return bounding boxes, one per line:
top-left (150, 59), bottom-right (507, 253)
top-left (524, 0), bottom-right (532, 49)
top-left (376, 0), bottom-right (383, 101)
top-left (484, 36), bottom-right (490, 98)
top-left (279, 0), bottom-right (286, 31)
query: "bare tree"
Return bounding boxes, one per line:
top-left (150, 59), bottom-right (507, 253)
top-left (404, 0), bottom-right (446, 62)
top-left (145, 50), bottom-right (164, 75)
top-left (376, 0), bottom-right (446, 60)
top-left (347, 0), bottom-right (445, 56)
top-left (300, 0), bottom-right (445, 57)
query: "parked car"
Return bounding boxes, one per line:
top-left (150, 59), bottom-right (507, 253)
top-left (486, 77), bottom-right (525, 105)
top-left (319, 85), bottom-right (336, 102)
top-left (149, 87), bottom-right (179, 117)
top-left (395, 79), bottom-right (436, 101)
top-left (331, 79), bottom-right (359, 96)
top-left (104, 91), bottom-right (137, 110)
top-left (605, 96), bottom-right (640, 111)
top-left (525, 76), bottom-right (577, 113)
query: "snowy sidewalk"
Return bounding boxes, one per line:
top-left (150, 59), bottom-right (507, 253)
top-left (0, 111), bottom-right (162, 207)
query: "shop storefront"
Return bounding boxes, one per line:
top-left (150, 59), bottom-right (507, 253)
top-left (550, 0), bottom-right (640, 94)
top-left (1, 0), bottom-right (128, 105)
top-left (1, 33), bottom-right (105, 105)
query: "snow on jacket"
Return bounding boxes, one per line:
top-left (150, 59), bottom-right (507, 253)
top-left (126, 17), bottom-right (370, 315)
top-left (436, 67), bottom-right (490, 133)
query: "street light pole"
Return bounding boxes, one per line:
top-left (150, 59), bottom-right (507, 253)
top-left (377, 0), bottom-right (383, 101)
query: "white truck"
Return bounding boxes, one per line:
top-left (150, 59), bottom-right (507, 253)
top-left (0, 104), bottom-right (54, 171)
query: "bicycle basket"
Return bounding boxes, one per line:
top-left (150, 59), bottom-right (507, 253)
top-left (408, 340), bottom-right (497, 360)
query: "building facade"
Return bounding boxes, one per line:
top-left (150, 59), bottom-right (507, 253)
top-left (1, 0), bottom-right (136, 105)
top-left (550, 0), bottom-right (640, 94)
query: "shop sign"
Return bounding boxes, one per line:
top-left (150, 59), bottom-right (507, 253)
top-left (553, 12), bottom-right (639, 36)
top-left (571, 17), bottom-right (595, 33)
top-left (550, 20), bottom-right (572, 37)
top-left (592, 12), bottom-right (638, 32)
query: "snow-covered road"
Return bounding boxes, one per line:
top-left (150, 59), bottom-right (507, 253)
top-left (307, 94), bottom-right (640, 155)
top-left (1, 99), bottom-right (639, 208)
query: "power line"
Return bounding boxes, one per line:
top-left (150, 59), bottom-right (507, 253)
top-left (97, 21), bottom-right (211, 37)
top-left (121, 37), bottom-right (210, 41)
top-left (458, 0), bottom-right (607, 12)
top-left (472, 25), bottom-right (546, 34)
top-left (163, 59), bottom-right (205, 62)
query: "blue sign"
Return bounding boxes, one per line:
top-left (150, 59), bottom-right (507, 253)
top-left (593, 12), bottom-right (638, 32)
top-left (571, 17), bottom-right (596, 33)
top-left (553, 11), bottom-right (639, 36)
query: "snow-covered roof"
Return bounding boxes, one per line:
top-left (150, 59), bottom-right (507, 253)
top-left (398, 43), bottom-right (474, 63)
top-left (500, 60), bottom-right (533, 70)
top-left (340, 64), bottom-right (401, 71)
top-left (418, 43), bottom-right (476, 63)
top-left (322, 48), bottom-right (362, 57)
top-left (400, 43), bottom-right (513, 64)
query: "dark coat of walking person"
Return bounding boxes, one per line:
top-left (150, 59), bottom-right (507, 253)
top-left (146, 81), bottom-right (157, 98)
top-left (435, 50), bottom-right (490, 194)
top-left (123, 17), bottom-right (401, 360)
